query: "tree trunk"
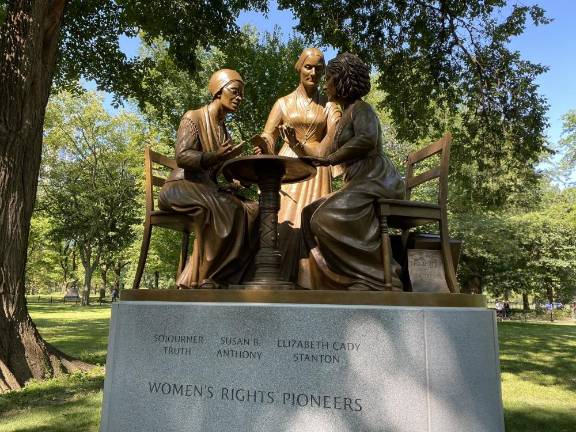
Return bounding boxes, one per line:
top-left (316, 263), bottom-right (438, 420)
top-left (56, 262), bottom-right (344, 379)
top-left (113, 260), bottom-right (128, 291)
top-left (58, 241), bottom-right (72, 293)
top-left (546, 286), bottom-right (554, 322)
top-left (0, 0), bottom-right (91, 392)
top-left (79, 245), bottom-right (101, 306)
top-left (522, 293), bottom-right (530, 312)
top-left (114, 266), bottom-right (122, 291)
top-left (546, 286), bottom-right (554, 304)
top-left (82, 268), bottom-right (93, 306)
top-left (463, 273), bottom-right (482, 294)
top-left (101, 266), bottom-right (109, 292)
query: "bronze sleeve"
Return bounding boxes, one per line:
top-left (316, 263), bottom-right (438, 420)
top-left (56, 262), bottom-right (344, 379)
top-left (327, 105), bottom-right (378, 165)
top-left (261, 99), bottom-right (283, 154)
top-left (175, 115), bottom-right (204, 171)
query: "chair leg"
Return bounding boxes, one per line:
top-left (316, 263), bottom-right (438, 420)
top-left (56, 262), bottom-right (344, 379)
top-left (133, 222), bottom-right (152, 289)
top-left (177, 232), bottom-right (190, 280)
top-left (378, 213), bottom-right (393, 289)
top-left (400, 229), bottom-right (410, 251)
top-left (400, 229), bottom-right (411, 290)
top-left (439, 215), bottom-right (460, 293)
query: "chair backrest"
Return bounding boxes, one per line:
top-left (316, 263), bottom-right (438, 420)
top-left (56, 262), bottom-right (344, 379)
top-left (404, 133), bottom-right (452, 205)
top-left (144, 147), bottom-right (177, 214)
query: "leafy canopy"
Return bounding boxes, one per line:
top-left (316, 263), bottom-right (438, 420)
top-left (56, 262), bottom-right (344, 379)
top-left (138, 27), bottom-right (305, 144)
top-left (279, 0), bottom-right (551, 209)
top-left (39, 91), bottom-right (142, 288)
top-left (52, 0), bottom-right (267, 100)
top-left (1, 0), bottom-right (552, 210)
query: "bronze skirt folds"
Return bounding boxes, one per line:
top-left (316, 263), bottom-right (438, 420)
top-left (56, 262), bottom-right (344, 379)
top-left (159, 179), bottom-right (258, 288)
top-left (277, 143), bottom-right (332, 282)
top-left (301, 153), bottom-right (405, 290)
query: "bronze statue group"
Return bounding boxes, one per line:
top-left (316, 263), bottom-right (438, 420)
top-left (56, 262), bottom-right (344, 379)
top-left (158, 50), bottom-right (405, 291)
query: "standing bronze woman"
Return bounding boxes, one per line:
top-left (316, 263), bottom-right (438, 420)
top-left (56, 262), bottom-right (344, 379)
top-left (159, 69), bottom-right (258, 289)
top-left (256, 48), bottom-right (341, 284)
top-left (298, 53), bottom-right (405, 290)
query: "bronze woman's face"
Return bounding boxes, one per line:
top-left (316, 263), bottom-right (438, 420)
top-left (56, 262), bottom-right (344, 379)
top-left (324, 73), bottom-right (338, 101)
top-left (220, 81), bottom-right (244, 113)
top-left (299, 56), bottom-right (325, 90)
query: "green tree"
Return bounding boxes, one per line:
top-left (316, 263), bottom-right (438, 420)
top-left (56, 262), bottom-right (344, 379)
top-left (281, 0), bottom-right (550, 209)
top-left (512, 189), bottom-right (576, 306)
top-left (40, 91), bottom-right (141, 306)
top-left (139, 27), bottom-right (305, 144)
top-left (25, 215), bottom-right (64, 294)
top-left (547, 110), bottom-right (576, 186)
top-left (452, 186), bottom-right (576, 308)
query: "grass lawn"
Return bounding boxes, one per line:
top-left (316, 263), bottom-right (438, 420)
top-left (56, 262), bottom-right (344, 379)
top-left (0, 305), bottom-right (575, 431)
top-left (500, 321), bottom-right (576, 432)
top-left (0, 304), bottom-right (110, 432)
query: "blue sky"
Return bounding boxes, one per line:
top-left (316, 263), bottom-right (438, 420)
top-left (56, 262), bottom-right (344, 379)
top-left (506, 0), bottom-right (576, 146)
top-left (113, 0), bottom-right (575, 147)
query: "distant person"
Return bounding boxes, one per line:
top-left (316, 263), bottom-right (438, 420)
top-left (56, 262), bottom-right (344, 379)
top-left (111, 288), bottom-right (119, 302)
top-left (504, 302), bottom-right (511, 319)
top-left (495, 301), bottom-right (504, 319)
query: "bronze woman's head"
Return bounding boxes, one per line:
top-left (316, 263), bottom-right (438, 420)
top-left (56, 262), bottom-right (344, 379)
top-left (325, 53), bottom-right (371, 103)
top-left (295, 48), bottom-right (325, 90)
top-left (208, 69), bottom-right (245, 112)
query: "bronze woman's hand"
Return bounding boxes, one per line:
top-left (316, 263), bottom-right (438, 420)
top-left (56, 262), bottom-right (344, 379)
top-left (251, 135), bottom-right (270, 155)
top-left (218, 179), bottom-right (242, 194)
top-left (279, 125), bottom-right (306, 157)
top-left (278, 124), bottom-right (297, 145)
top-left (301, 156), bottom-right (331, 167)
top-left (215, 139), bottom-right (242, 162)
top-left (215, 139), bottom-right (235, 161)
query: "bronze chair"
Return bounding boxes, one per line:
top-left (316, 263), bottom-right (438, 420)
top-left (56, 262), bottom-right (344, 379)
top-left (376, 133), bottom-right (460, 293)
top-left (132, 147), bottom-right (195, 289)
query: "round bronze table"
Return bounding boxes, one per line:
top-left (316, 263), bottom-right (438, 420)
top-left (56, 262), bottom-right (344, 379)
top-left (222, 155), bottom-right (316, 290)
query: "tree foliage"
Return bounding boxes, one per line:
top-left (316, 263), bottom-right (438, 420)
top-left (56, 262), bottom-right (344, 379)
top-left (39, 91), bottom-right (141, 304)
top-left (452, 186), bottom-right (576, 304)
top-left (52, 0), bottom-right (266, 102)
top-left (26, 215), bottom-right (65, 293)
top-left (548, 110), bottom-right (576, 186)
top-left (138, 27), bottom-right (305, 144)
top-left (279, 0), bottom-right (550, 209)
top-left (6, 0), bottom-right (550, 211)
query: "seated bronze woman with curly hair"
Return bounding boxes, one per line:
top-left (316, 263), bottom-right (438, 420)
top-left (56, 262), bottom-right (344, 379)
top-left (299, 53), bottom-right (405, 291)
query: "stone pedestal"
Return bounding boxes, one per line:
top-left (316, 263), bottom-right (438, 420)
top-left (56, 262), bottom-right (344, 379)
top-left (100, 291), bottom-right (503, 432)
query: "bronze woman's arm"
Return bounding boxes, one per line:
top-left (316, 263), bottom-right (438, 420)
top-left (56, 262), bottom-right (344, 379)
top-left (260, 99), bottom-right (284, 154)
top-left (319, 102), bottom-right (342, 151)
top-left (322, 102), bottom-right (344, 175)
top-left (327, 104), bottom-right (378, 165)
top-left (175, 112), bottom-right (220, 170)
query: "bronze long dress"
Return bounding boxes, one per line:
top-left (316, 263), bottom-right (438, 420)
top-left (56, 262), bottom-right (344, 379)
top-left (300, 100), bottom-right (405, 290)
top-left (159, 107), bottom-right (258, 288)
top-left (261, 84), bottom-right (341, 283)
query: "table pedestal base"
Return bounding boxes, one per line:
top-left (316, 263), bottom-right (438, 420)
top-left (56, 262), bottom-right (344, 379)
top-left (222, 156), bottom-right (317, 292)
